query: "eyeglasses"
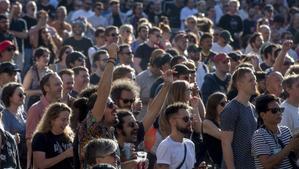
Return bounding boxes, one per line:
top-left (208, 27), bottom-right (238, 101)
top-left (175, 116), bottom-right (193, 123)
top-left (283, 61), bottom-right (294, 66)
top-left (219, 101), bottom-right (227, 107)
top-left (120, 98), bottom-right (135, 104)
top-left (110, 33), bottom-right (119, 37)
top-left (107, 102), bottom-right (115, 109)
top-left (266, 107), bottom-right (285, 114)
top-left (6, 47), bottom-right (15, 52)
top-left (18, 92), bottom-right (25, 98)
top-left (128, 121), bottom-right (138, 128)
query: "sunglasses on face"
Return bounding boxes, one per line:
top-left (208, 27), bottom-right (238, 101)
top-left (283, 61), bottom-right (294, 66)
top-left (110, 33), bottom-right (119, 37)
top-left (18, 92), bottom-right (25, 98)
top-left (128, 121), bottom-right (138, 128)
top-left (219, 101), bottom-right (228, 107)
top-left (107, 102), bottom-right (115, 109)
top-left (176, 116), bottom-right (193, 123)
top-left (6, 47), bottom-right (15, 52)
top-left (121, 98), bottom-right (135, 104)
top-left (266, 107), bottom-right (285, 114)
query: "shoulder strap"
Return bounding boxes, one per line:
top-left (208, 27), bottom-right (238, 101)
top-left (176, 143), bottom-right (187, 169)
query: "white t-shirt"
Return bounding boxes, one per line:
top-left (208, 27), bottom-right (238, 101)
top-left (280, 100), bottom-right (299, 135)
top-left (156, 136), bottom-right (196, 169)
top-left (211, 42), bottom-right (233, 54)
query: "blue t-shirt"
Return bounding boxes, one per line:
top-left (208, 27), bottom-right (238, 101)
top-left (2, 108), bottom-right (26, 139)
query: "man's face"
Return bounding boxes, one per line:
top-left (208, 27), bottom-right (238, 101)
top-left (83, 0), bottom-right (92, 10)
top-left (104, 101), bottom-right (119, 126)
top-left (267, 73), bottom-right (283, 96)
top-left (173, 109), bottom-right (192, 136)
top-left (228, 1), bottom-right (238, 14)
top-left (149, 31), bottom-right (161, 44)
top-left (106, 29), bottom-right (119, 44)
top-left (261, 101), bottom-right (283, 125)
top-left (139, 27), bottom-right (149, 40)
top-left (0, 18), bottom-right (9, 32)
top-left (238, 72), bottom-right (257, 96)
top-left (61, 74), bottom-right (74, 94)
top-left (47, 75), bottom-right (63, 100)
top-left (200, 38), bottom-right (213, 50)
top-left (215, 59), bottom-right (231, 74)
top-left (118, 90), bottom-right (135, 110)
top-left (97, 53), bottom-right (109, 71)
top-left (74, 70), bottom-right (89, 88)
top-left (72, 24), bottom-right (84, 36)
top-left (73, 57), bottom-right (85, 67)
top-left (96, 32), bottom-right (106, 45)
top-left (253, 35), bottom-right (264, 49)
top-left (176, 37), bottom-right (188, 51)
top-left (0, 72), bottom-right (17, 85)
top-left (286, 79), bottom-right (299, 100)
top-left (120, 115), bottom-right (139, 143)
top-left (56, 8), bottom-right (66, 19)
top-left (0, 0), bottom-right (10, 14)
top-left (111, 2), bottom-right (120, 13)
top-left (119, 47), bottom-right (133, 64)
top-left (12, 4), bottom-right (22, 17)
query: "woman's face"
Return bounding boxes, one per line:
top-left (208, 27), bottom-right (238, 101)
top-left (9, 87), bottom-right (25, 106)
top-left (51, 111), bottom-right (70, 134)
top-left (36, 52), bottom-right (50, 67)
top-left (41, 28), bottom-right (50, 41)
top-left (216, 97), bottom-right (227, 115)
top-left (62, 47), bottom-right (73, 61)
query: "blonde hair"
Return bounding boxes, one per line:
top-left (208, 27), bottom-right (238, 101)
top-left (34, 103), bottom-right (74, 141)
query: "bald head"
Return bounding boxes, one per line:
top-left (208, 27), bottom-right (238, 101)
top-left (265, 71), bottom-right (283, 97)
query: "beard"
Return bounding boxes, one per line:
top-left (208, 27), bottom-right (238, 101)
top-left (176, 124), bottom-right (192, 137)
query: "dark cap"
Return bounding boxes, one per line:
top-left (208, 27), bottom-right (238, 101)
top-left (212, 53), bottom-right (230, 62)
top-left (228, 52), bottom-right (241, 61)
top-left (0, 40), bottom-right (16, 53)
top-left (220, 30), bottom-right (233, 42)
top-left (156, 53), bottom-right (173, 68)
top-left (173, 64), bottom-right (195, 75)
top-left (187, 44), bottom-right (201, 53)
top-left (0, 62), bottom-right (21, 74)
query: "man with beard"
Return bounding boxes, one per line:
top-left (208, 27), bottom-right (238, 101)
top-left (156, 102), bottom-right (196, 169)
top-left (58, 69), bottom-right (75, 107)
top-left (245, 32), bottom-right (264, 57)
top-left (70, 66), bottom-right (90, 98)
top-left (90, 50), bottom-right (108, 85)
top-left (26, 72), bottom-right (63, 169)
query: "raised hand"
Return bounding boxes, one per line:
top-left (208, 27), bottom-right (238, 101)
top-left (282, 40), bottom-right (293, 52)
top-left (106, 43), bottom-right (119, 59)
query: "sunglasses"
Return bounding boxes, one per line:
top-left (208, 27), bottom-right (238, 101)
top-left (107, 102), bottom-right (115, 109)
top-left (283, 61), bottom-right (294, 66)
top-left (128, 121), bottom-right (138, 128)
top-left (110, 33), bottom-right (119, 37)
top-left (266, 107), bottom-right (285, 114)
top-left (121, 98), bottom-right (135, 104)
top-left (219, 101), bottom-right (227, 107)
top-left (18, 92), bottom-right (25, 98)
top-left (176, 116), bottom-right (193, 123)
top-left (6, 47), bottom-right (15, 52)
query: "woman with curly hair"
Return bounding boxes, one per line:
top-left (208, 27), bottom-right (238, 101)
top-left (32, 102), bottom-right (74, 169)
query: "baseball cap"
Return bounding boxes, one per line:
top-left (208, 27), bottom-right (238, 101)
top-left (212, 53), bottom-right (230, 62)
top-left (156, 53), bottom-right (173, 68)
top-left (173, 64), bottom-right (195, 75)
top-left (0, 40), bottom-right (16, 53)
top-left (187, 44), bottom-right (202, 53)
top-left (0, 62), bottom-right (21, 74)
top-left (228, 52), bottom-right (241, 62)
top-left (220, 30), bottom-right (233, 42)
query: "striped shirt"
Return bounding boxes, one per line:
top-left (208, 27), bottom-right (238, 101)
top-left (251, 126), bottom-right (293, 169)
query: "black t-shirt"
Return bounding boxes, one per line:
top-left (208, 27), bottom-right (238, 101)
top-left (218, 14), bottom-right (243, 34)
top-left (10, 18), bottom-right (27, 53)
top-left (90, 73), bottom-right (100, 85)
top-left (135, 43), bottom-right (157, 71)
top-left (166, 4), bottom-right (182, 29)
top-left (63, 37), bottom-right (93, 69)
top-left (112, 14), bottom-right (122, 27)
top-left (22, 16), bottom-right (37, 48)
top-left (32, 131), bottom-right (74, 169)
top-left (0, 32), bottom-right (14, 42)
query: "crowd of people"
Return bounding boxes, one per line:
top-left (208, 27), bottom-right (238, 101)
top-left (0, 0), bottom-right (299, 168)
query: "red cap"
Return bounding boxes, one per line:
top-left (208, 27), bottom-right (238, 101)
top-left (0, 40), bottom-right (16, 52)
top-left (212, 53), bottom-right (230, 62)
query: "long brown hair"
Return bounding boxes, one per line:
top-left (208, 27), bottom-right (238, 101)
top-left (206, 92), bottom-right (226, 121)
top-left (34, 102), bottom-right (74, 141)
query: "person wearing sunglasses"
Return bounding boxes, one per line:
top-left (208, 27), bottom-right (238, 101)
top-left (202, 92), bottom-right (227, 168)
top-left (118, 44), bottom-right (134, 66)
top-left (1, 82), bottom-right (27, 168)
top-left (0, 40), bottom-right (17, 62)
top-left (0, 62), bottom-right (20, 91)
top-left (156, 102), bottom-right (196, 169)
top-left (252, 94), bottom-right (299, 169)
